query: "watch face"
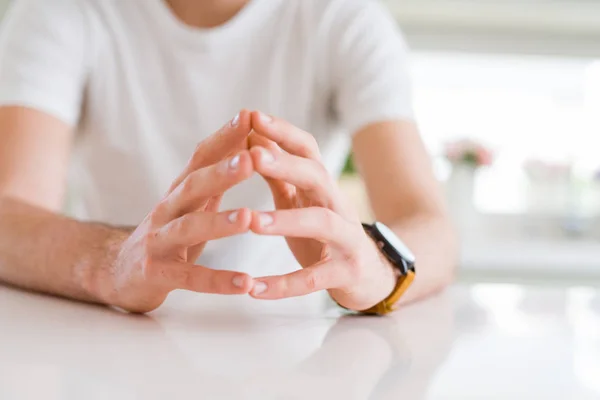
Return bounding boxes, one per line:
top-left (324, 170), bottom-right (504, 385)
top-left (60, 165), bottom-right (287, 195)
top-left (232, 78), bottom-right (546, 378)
top-left (374, 222), bottom-right (416, 264)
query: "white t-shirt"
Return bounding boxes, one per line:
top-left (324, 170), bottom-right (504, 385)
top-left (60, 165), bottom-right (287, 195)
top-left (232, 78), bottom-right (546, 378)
top-left (0, 0), bottom-right (413, 276)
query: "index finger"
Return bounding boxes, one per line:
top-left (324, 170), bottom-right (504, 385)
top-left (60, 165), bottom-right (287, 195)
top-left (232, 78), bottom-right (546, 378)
top-left (250, 111), bottom-right (320, 160)
top-left (168, 109), bottom-right (252, 193)
top-left (249, 261), bottom-right (349, 299)
top-left (160, 150), bottom-right (254, 221)
top-left (158, 262), bottom-right (254, 295)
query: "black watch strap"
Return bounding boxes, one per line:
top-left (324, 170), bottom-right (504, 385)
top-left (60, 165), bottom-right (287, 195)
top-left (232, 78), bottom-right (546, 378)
top-left (362, 223), bottom-right (415, 276)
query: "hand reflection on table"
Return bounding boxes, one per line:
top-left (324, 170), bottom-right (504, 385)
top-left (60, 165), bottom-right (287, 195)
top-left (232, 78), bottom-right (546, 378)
top-left (0, 287), bottom-right (455, 400)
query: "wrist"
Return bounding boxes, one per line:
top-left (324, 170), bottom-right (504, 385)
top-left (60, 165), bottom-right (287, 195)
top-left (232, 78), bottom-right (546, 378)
top-left (339, 233), bottom-right (400, 313)
top-left (373, 242), bottom-right (399, 302)
top-left (332, 235), bottom-right (398, 313)
top-left (75, 227), bottom-right (127, 306)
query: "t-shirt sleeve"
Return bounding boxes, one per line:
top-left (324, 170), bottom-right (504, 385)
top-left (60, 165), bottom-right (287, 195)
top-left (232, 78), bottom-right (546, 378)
top-left (327, 1), bottom-right (414, 135)
top-left (0, 0), bottom-right (89, 126)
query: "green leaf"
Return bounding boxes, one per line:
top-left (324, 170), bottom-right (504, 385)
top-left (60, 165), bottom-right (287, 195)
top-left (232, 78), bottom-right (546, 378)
top-left (342, 153), bottom-right (356, 174)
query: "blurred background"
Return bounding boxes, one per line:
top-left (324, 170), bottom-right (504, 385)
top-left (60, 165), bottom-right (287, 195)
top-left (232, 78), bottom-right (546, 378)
top-left (342, 0), bottom-right (600, 284)
top-left (1, 0), bottom-right (599, 283)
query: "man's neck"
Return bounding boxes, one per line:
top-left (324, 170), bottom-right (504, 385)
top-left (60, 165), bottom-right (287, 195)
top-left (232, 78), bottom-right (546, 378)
top-left (165, 0), bottom-right (251, 29)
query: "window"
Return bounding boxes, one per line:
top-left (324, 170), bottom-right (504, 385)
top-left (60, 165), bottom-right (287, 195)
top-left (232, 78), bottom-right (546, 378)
top-left (380, 0), bottom-right (600, 273)
top-left (412, 52), bottom-right (599, 215)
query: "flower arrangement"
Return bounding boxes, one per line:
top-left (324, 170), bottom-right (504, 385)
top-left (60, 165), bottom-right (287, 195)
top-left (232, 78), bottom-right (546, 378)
top-left (444, 139), bottom-right (493, 168)
top-left (342, 153), bottom-right (356, 174)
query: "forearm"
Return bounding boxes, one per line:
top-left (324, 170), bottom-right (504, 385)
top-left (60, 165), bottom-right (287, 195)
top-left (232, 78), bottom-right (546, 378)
top-left (387, 212), bottom-right (458, 305)
top-left (0, 196), bottom-right (127, 304)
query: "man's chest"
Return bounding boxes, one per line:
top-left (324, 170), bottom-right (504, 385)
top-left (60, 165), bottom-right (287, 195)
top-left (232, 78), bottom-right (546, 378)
top-left (83, 30), bottom-right (330, 144)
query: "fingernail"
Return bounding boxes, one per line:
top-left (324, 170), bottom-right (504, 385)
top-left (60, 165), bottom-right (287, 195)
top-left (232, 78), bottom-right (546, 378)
top-left (231, 113), bottom-right (240, 127)
top-left (253, 282), bottom-right (267, 295)
top-left (259, 147), bottom-right (275, 164)
top-left (258, 213), bottom-right (274, 227)
top-left (229, 154), bottom-right (240, 170)
top-left (259, 112), bottom-right (272, 124)
top-left (228, 210), bottom-right (239, 223)
top-left (232, 275), bottom-right (245, 288)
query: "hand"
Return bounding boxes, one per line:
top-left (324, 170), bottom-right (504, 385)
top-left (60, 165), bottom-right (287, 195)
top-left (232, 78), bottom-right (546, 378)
top-left (95, 111), bottom-right (255, 313)
top-left (247, 111), bottom-right (398, 311)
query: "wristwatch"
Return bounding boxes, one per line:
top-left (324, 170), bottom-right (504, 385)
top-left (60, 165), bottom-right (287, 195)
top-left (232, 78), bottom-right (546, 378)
top-left (358, 222), bottom-right (416, 315)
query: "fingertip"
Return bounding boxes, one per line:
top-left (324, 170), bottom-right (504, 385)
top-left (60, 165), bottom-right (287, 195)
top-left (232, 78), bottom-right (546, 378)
top-left (225, 208), bottom-right (252, 234)
top-left (249, 210), bottom-right (266, 233)
top-left (241, 108), bottom-right (253, 123)
top-left (250, 110), bottom-right (274, 132)
top-left (233, 150), bottom-right (254, 177)
top-left (252, 146), bottom-right (278, 174)
top-left (244, 275), bottom-right (256, 293)
top-left (232, 273), bottom-right (254, 293)
top-left (232, 109), bottom-right (252, 135)
top-left (249, 210), bottom-right (260, 232)
top-left (249, 116), bottom-right (283, 156)
top-left (250, 110), bottom-right (261, 126)
top-left (249, 280), bottom-right (269, 298)
top-left (237, 207), bottom-right (252, 228)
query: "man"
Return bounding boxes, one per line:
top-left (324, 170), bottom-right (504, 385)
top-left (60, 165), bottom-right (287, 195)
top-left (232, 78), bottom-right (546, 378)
top-left (0, 0), bottom-right (457, 313)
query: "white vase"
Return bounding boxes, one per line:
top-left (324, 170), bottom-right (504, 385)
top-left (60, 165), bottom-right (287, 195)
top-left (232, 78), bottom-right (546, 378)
top-left (446, 165), bottom-right (477, 237)
top-left (525, 178), bottom-right (570, 216)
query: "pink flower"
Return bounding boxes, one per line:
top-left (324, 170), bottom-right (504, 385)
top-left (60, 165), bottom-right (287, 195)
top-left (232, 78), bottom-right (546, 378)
top-left (444, 138), bottom-right (493, 168)
top-left (476, 147), bottom-right (493, 166)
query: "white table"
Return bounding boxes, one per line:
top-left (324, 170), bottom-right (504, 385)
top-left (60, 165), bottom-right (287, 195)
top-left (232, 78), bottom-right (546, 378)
top-left (1, 282), bottom-right (599, 400)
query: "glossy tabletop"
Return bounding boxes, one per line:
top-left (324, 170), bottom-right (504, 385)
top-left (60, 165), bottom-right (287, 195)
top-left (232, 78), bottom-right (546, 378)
top-left (1, 282), bottom-right (600, 400)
